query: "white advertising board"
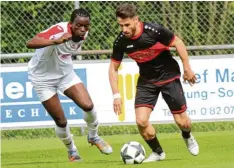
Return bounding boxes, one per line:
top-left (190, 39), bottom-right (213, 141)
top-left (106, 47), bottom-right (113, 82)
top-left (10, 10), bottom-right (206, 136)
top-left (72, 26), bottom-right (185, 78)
top-left (1, 56), bottom-right (234, 129)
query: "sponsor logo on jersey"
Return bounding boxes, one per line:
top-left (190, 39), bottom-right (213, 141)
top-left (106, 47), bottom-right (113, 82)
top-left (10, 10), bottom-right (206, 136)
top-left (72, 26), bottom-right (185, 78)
top-left (127, 45), bottom-right (134, 48)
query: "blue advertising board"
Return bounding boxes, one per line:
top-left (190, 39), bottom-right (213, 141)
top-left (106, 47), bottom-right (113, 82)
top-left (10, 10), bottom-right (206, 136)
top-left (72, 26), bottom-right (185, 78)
top-left (0, 69), bottom-right (86, 124)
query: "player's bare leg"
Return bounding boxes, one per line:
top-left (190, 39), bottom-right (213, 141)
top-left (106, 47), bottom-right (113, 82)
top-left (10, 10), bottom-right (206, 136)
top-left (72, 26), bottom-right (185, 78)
top-left (42, 94), bottom-right (81, 162)
top-left (135, 107), bottom-right (165, 162)
top-left (64, 83), bottom-right (112, 155)
top-left (173, 112), bottom-right (199, 156)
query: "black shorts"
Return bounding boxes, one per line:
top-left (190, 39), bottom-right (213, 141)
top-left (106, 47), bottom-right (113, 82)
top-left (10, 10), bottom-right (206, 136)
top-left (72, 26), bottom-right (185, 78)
top-left (135, 78), bottom-right (187, 114)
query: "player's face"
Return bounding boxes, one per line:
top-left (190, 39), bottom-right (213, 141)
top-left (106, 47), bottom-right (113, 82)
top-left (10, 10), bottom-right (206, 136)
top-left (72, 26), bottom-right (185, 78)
top-left (71, 16), bottom-right (90, 38)
top-left (117, 16), bottom-right (138, 38)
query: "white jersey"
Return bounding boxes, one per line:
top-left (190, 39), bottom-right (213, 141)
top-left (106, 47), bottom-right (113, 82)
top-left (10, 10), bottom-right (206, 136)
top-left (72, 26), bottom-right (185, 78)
top-left (28, 22), bottom-right (87, 81)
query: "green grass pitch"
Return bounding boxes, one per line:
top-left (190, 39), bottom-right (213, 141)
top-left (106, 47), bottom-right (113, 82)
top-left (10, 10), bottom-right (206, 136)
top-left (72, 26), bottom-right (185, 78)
top-left (2, 131), bottom-right (234, 168)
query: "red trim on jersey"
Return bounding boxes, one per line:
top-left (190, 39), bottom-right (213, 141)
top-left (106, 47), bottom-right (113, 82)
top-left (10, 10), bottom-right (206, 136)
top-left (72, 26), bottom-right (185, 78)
top-left (111, 58), bottom-right (122, 64)
top-left (37, 25), bottom-right (64, 39)
top-left (131, 22), bottom-right (144, 40)
top-left (152, 75), bottom-right (180, 85)
top-left (135, 104), bottom-right (154, 110)
top-left (67, 22), bottom-right (72, 34)
top-left (169, 35), bottom-right (176, 47)
top-left (127, 42), bottom-right (169, 63)
top-left (171, 105), bottom-right (187, 114)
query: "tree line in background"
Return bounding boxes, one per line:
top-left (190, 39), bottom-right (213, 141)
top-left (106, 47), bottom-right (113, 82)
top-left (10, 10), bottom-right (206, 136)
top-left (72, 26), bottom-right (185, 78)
top-left (1, 1), bottom-right (234, 60)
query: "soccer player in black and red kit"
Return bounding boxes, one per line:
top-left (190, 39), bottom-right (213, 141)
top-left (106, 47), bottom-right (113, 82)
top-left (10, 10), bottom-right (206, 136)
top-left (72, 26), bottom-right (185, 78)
top-left (109, 4), bottom-right (199, 162)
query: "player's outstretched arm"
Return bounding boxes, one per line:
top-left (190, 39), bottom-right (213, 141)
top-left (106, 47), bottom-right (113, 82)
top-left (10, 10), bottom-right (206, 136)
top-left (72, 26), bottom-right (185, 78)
top-left (26, 33), bottom-right (72, 49)
top-left (171, 36), bottom-right (197, 86)
top-left (109, 61), bottom-right (120, 94)
top-left (109, 61), bottom-right (122, 115)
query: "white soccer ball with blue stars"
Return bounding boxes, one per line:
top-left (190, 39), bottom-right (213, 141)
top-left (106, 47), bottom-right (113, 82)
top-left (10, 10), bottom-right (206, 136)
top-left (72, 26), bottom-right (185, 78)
top-left (120, 141), bottom-right (146, 164)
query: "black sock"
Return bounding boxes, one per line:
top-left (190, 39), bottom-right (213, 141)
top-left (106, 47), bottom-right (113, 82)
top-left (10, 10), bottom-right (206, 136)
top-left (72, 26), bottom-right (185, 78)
top-left (145, 136), bottom-right (163, 155)
top-left (182, 130), bottom-right (191, 139)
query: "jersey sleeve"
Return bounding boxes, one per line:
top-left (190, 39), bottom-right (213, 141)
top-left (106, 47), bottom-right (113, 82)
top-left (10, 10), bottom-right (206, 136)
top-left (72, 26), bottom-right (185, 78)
top-left (111, 40), bottom-right (124, 63)
top-left (37, 24), bottom-right (65, 40)
top-left (154, 24), bottom-right (175, 46)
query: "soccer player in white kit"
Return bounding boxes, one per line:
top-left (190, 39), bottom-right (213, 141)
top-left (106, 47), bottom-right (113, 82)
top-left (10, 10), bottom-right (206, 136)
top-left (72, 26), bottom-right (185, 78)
top-left (26, 8), bottom-right (112, 162)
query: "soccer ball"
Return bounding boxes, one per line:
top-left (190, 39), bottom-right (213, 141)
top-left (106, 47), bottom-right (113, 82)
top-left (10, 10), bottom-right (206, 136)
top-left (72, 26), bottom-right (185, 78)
top-left (120, 141), bottom-right (146, 164)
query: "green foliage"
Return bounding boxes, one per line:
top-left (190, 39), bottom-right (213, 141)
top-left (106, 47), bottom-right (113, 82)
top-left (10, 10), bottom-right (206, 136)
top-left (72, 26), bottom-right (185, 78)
top-left (1, 1), bottom-right (234, 59)
top-left (1, 1), bottom-right (73, 54)
top-left (1, 121), bottom-right (234, 140)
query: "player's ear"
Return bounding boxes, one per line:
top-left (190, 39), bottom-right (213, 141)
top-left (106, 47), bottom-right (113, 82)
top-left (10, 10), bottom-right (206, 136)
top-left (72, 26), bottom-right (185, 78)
top-left (133, 16), bottom-right (138, 22)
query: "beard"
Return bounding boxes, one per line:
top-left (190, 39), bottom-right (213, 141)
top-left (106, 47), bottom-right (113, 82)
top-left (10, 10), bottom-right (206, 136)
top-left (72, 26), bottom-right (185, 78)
top-left (125, 27), bottom-right (137, 38)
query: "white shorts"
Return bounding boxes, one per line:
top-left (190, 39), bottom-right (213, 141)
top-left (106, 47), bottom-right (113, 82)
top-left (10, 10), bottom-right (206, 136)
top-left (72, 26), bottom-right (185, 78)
top-left (31, 71), bottom-right (82, 102)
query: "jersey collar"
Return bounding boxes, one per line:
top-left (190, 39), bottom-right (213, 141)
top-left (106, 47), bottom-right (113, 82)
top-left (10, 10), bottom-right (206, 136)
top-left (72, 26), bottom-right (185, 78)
top-left (131, 22), bottom-right (144, 40)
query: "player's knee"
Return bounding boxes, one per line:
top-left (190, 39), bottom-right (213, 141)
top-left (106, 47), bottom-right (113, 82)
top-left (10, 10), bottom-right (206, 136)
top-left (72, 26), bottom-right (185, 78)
top-left (81, 102), bottom-right (94, 112)
top-left (55, 118), bottom-right (67, 128)
top-left (185, 119), bottom-right (192, 129)
top-left (136, 117), bottom-right (149, 129)
top-left (177, 118), bottom-right (191, 129)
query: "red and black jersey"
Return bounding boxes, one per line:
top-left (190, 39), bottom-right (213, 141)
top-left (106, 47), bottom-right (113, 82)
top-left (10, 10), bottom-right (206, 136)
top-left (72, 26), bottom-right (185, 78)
top-left (111, 22), bottom-right (181, 85)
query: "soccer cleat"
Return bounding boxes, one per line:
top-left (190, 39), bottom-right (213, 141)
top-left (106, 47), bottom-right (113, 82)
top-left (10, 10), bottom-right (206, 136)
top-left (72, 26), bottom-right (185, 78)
top-left (88, 135), bottom-right (113, 155)
top-left (68, 148), bottom-right (82, 162)
top-left (183, 134), bottom-right (199, 156)
top-left (143, 152), bottom-right (166, 163)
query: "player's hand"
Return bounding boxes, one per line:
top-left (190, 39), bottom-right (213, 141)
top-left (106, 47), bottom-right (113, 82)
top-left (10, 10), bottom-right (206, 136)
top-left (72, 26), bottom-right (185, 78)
top-left (54, 33), bottom-right (72, 44)
top-left (183, 69), bottom-right (197, 86)
top-left (113, 98), bottom-right (122, 115)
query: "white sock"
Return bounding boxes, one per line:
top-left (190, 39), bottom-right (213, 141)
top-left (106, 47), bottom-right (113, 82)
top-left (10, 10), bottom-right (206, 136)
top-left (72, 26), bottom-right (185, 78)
top-left (55, 125), bottom-right (76, 151)
top-left (83, 107), bottom-right (99, 139)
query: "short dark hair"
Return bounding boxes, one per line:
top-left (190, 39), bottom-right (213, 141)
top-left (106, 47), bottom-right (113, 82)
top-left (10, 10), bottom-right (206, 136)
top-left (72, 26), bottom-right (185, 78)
top-left (116, 4), bottom-right (137, 19)
top-left (70, 8), bottom-right (90, 22)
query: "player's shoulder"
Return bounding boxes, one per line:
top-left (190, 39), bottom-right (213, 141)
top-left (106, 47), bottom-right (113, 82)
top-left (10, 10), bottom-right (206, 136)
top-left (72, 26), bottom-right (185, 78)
top-left (54, 22), bottom-right (70, 32)
top-left (43, 22), bottom-right (70, 34)
top-left (37, 22), bottom-right (69, 39)
top-left (143, 22), bottom-right (164, 33)
top-left (113, 32), bottom-right (125, 47)
top-left (144, 22), bottom-right (161, 27)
